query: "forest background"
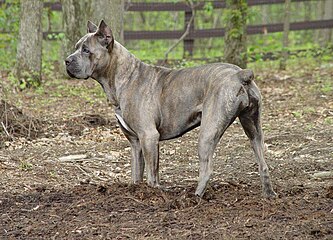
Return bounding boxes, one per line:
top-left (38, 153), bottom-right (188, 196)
top-left (0, 0), bottom-right (332, 82)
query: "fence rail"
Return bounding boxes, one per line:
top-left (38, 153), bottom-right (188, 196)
top-left (2, 0), bottom-right (333, 56)
top-left (124, 19), bottom-right (333, 40)
top-left (41, 18), bottom-right (333, 44)
top-left (44, 0), bottom-right (314, 12)
top-left (41, 0), bottom-right (333, 56)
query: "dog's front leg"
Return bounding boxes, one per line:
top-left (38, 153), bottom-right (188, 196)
top-left (129, 138), bottom-right (145, 183)
top-left (120, 126), bottom-right (145, 183)
top-left (140, 132), bottom-right (160, 187)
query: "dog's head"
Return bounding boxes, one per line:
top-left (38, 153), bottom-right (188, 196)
top-left (65, 20), bottom-right (114, 79)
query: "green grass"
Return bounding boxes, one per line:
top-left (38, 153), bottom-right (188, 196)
top-left (19, 161), bottom-right (33, 171)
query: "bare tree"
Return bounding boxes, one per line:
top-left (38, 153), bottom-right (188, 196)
top-left (280, 0), bottom-right (291, 70)
top-left (224, 0), bottom-right (248, 69)
top-left (15, 0), bottom-right (43, 87)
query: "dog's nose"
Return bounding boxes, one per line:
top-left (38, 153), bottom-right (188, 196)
top-left (65, 57), bottom-right (73, 66)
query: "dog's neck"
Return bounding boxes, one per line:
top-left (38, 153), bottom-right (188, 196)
top-left (92, 41), bottom-right (166, 108)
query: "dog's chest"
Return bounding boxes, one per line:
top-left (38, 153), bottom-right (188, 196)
top-left (115, 109), bottom-right (134, 134)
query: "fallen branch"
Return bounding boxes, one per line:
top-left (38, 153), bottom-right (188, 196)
top-left (312, 171), bottom-right (333, 179)
top-left (58, 154), bottom-right (88, 162)
top-left (121, 196), bottom-right (149, 206)
top-left (75, 165), bottom-right (109, 182)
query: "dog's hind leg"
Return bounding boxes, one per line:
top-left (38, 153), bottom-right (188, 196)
top-left (195, 121), bottom-right (229, 197)
top-left (239, 96), bottom-right (277, 198)
top-left (195, 91), bottom-right (241, 197)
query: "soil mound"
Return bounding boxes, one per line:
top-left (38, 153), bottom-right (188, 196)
top-left (0, 100), bottom-right (116, 147)
top-left (0, 100), bottom-right (40, 145)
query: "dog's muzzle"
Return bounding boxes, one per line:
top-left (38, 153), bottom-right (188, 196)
top-left (65, 56), bottom-right (88, 79)
top-left (65, 56), bottom-right (75, 77)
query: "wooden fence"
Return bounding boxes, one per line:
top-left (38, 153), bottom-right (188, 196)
top-left (3, 0), bottom-right (333, 57)
top-left (42, 0), bottom-right (333, 56)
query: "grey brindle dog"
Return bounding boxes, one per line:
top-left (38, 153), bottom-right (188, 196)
top-left (65, 20), bottom-right (276, 198)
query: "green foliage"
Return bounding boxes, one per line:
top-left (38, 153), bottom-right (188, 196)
top-left (42, 4), bottom-right (63, 33)
top-left (324, 117), bottom-right (333, 125)
top-left (16, 71), bottom-right (41, 90)
top-left (19, 161), bottom-right (33, 171)
top-left (0, 0), bottom-right (332, 80)
top-left (129, 40), bottom-right (184, 61)
top-left (292, 110), bottom-right (303, 118)
top-left (0, 0), bottom-right (20, 32)
top-left (0, 0), bottom-right (20, 70)
top-left (42, 40), bottom-right (62, 74)
top-left (203, 2), bottom-right (214, 14)
top-left (224, 7), bottom-right (247, 38)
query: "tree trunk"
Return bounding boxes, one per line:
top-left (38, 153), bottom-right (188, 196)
top-left (91, 0), bottom-right (124, 44)
top-left (224, 0), bottom-right (248, 69)
top-left (15, 0), bottom-right (43, 88)
top-left (280, 0), bottom-right (291, 71)
top-left (61, 0), bottom-right (93, 75)
top-left (314, 0), bottom-right (325, 44)
top-left (261, 5), bottom-right (269, 45)
top-left (320, 0), bottom-right (333, 45)
top-left (304, 1), bottom-right (311, 21)
top-left (61, 0), bottom-right (92, 61)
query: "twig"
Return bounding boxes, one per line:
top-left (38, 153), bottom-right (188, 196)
top-left (164, 0), bottom-right (195, 61)
top-left (4, 100), bottom-right (9, 130)
top-left (75, 165), bottom-right (108, 181)
top-left (121, 196), bottom-right (149, 206)
top-left (1, 121), bottom-right (11, 138)
top-left (21, 205), bottom-right (40, 212)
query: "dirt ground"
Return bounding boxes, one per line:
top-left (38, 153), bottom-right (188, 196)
top-left (0, 63), bottom-right (332, 239)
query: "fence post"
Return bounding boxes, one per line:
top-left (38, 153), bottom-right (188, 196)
top-left (183, 9), bottom-right (194, 57)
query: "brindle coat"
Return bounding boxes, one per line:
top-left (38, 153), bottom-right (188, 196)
top-left (65, 20), bottom-right (276, 198)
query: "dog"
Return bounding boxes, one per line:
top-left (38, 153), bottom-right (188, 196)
top-left (65, 20), bottom-right (276, 198)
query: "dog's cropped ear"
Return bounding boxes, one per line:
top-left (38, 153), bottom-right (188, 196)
top-left (87, 21), bottom-right (98, 33)
top-left (96, 20), bottom-right (114, 50)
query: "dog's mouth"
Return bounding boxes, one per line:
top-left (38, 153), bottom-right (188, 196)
top-left (66, 69), bottom-right (89, 80)
top-left (66, 69), bottom-right (76, 78)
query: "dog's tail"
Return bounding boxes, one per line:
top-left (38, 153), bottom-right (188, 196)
top-left (236, 69), bottom-right (254, 85)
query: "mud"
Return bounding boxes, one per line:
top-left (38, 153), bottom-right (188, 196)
top-left (0, 66), bottom-right (332, 239)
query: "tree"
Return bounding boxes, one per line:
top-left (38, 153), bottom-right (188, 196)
top-left (61, 0), bottom-right (92, 67)
top-left (315, 0), bottom-right (333, 46)
top-left (320, 0), bottom-right (333, 45)
top-left (91, 0), bottom-right (124, 44)
top-left (280, 0), bottom-right (291, 71)
top-left (15, 0), bottom-right (43, 88)
top-left (224, 0), bottom-right (248, 69)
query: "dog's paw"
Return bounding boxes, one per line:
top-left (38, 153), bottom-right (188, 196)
top-left (263, 189), bottom-right (277, 199)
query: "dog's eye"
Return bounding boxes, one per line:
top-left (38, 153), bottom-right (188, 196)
top-left (82, 47), bottom-right (90, 54)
